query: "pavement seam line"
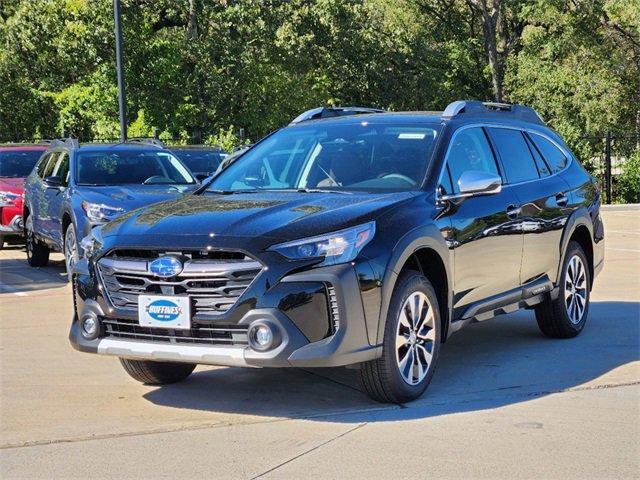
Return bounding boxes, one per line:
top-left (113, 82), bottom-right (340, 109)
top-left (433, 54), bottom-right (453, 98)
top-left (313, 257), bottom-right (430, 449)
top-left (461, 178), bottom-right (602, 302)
top-left (248, 423), bottom-right (368, 480)
top-left (2, 379), bottom-right (638, 451)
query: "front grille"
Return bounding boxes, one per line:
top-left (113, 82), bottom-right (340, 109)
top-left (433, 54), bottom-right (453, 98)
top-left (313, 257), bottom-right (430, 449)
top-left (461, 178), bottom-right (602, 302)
top-left (97, 250), bottom-right (263, 318)
top-left (103, 318), bottom-right (248, 346)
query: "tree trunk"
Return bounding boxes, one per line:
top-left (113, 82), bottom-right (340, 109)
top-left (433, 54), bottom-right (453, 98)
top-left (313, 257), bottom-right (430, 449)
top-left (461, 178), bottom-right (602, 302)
top-left (187, 0), bottom-right (198, 40)
top-left (468, 0), bottom-right (503, 102)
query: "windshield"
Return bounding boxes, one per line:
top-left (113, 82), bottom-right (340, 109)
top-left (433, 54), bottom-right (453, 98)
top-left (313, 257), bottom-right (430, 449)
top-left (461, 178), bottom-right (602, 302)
top-left (76, 150), bottom-right (196, 186)
top-left (172, 150), bottom-right (227, 174)
top-left (0, 150), bottom-right (44, 178)
top-left (208, 122), bottom-right (440, 192)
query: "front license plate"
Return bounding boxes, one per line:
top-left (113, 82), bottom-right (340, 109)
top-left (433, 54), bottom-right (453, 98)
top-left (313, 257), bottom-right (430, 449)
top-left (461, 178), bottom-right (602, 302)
top-left (138, 295), bottom-right (191, 330)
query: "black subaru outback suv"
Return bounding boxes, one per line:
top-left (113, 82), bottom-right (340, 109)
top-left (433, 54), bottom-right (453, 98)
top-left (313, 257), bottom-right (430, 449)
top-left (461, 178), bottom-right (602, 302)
top-left (70, 101), bottom-right (604, 403)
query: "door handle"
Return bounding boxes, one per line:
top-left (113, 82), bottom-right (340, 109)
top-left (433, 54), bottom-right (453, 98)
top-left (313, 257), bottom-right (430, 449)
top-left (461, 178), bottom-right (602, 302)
top-left (556, 192), bottom-right (568, 206)
top-left (506, 204), bottom-right (521, 219)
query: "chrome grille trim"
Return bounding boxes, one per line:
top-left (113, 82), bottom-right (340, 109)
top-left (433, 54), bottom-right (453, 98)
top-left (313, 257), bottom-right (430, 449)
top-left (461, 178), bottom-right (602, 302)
top-left (102, 318), bottom-right (249, 346)
top-left (97, 252), bottom-right (263, 316)
top-left (327, 284), bottom-right (340, 332)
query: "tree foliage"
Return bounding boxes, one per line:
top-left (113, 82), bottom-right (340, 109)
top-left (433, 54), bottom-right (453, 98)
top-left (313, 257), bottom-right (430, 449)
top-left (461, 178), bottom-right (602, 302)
top-left (0, 0), bottom-right (638, 159)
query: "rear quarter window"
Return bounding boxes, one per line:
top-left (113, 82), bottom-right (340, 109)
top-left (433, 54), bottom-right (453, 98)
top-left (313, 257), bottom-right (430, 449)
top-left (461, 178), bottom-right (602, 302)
top-left (529, 133), bottom-right (568, 173)
top-left (487, 127), bottom-right (540, 184)
top-left (36, 153), bottom-right (56, 178)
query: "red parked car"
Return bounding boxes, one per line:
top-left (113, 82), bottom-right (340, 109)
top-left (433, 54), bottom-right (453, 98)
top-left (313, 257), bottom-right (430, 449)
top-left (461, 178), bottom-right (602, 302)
top-left (0, 144), bottom-right (47, 248)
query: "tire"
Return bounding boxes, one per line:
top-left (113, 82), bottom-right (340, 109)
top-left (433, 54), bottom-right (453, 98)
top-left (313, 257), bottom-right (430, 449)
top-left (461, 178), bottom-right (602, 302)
top-left (25, 215), bottom-right (50, 267)
top-left (535, 241), bottom-right (591, 338)
top-left (64, 223), bottom-right (80, 281)
top-left (119, 358), bottom-right (196, 385)
top-left (359, 270), bottom-right (441, 403)
top-left (0, 234), bottom-right (4, 250)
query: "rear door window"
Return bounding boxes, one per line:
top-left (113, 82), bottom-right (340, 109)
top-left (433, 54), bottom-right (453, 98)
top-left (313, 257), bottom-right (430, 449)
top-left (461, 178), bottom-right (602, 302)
top-left (487, 128), bottom-right (539, 183)
top-left (529, 133), bottom-right (568, 173)
top-left (444, 127), bottom-right (499, 193)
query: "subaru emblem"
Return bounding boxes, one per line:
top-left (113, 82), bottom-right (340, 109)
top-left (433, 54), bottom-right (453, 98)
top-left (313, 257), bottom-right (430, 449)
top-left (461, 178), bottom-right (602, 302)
top-left (148, 256), bottom-right (183, 278)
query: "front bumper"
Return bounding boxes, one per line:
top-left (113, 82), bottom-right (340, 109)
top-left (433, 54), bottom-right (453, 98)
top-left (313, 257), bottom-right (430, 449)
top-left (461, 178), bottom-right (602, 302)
top-left (0, 211), bottom-right (23, 235)
top-left (69, 259), bottom-right (382, 368)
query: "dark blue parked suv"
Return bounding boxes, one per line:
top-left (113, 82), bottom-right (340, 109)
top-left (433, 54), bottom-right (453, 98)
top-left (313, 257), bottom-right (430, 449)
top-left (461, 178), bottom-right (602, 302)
top-left (23, 138), bottom-right (197, 277)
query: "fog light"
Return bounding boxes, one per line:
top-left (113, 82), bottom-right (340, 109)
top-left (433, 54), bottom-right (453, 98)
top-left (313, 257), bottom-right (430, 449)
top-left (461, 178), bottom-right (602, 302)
top-left (254, 325), bottom-right (272, 346)
top-left (80, 315), bottom-right (99, 340)
top-left (248, 321), bottom-right (279, 352)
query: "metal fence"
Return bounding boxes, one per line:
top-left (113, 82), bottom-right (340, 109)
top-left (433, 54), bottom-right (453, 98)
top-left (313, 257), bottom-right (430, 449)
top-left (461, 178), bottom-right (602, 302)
top-left (584, 132), bottom-right (639, 204)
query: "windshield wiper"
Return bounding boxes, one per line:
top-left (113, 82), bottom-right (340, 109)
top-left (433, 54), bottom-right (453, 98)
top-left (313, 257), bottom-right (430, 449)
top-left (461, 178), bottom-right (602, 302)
top-left (206, 188), bottom-right (352, 195)
top-left (207, 189), bottom-right (263, 195)
top-left (296, 188), bottom-right (353, 195)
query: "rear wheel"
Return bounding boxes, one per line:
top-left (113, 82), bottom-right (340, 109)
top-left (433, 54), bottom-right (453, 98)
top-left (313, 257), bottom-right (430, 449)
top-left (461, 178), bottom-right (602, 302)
top-left (119, 359), bottom-right (196, 385)
top-left (359, 271), bottom-right (441, 403)
top-left (25, 215), bottom-right (50, 267)
top-left (535, 241), bottom-right (591, 338)
top-left (0, 234), bottom-right (4, 250)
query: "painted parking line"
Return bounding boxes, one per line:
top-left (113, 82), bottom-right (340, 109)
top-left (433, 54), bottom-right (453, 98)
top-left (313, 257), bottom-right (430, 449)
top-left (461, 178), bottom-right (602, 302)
top-left (604, 212), bottom-right (640, 218)
top-left (0, 283), bottom-right (28, 296)
top-left (606, 230), bottom-right (640, 235)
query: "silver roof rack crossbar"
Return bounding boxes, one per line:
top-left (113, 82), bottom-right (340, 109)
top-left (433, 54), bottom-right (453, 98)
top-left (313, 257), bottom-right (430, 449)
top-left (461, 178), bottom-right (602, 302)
top-left (290, 106), bottom-right (385, 125)
top-left (441, 100), bottom-right (545, 125)
top-left (126, 137), bottom-right (166, 148)
top-left (50, 138), bottom-right (80, 149)
top-left (441, 101), bottom-right (467, 119)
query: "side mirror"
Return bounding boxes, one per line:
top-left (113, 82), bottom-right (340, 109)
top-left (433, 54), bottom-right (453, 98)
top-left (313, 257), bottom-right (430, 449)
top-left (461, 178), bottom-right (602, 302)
top-left (439, 170), bottom-right (502, 202)
top-left (458, 170), bottom-right (502, 196)
top-left (44, 175), bottom-right (63, 188)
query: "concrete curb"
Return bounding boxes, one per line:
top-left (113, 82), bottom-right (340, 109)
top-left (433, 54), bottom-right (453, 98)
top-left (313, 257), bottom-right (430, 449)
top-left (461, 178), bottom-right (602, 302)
top-left (601, 204), bottom-right (639, 211)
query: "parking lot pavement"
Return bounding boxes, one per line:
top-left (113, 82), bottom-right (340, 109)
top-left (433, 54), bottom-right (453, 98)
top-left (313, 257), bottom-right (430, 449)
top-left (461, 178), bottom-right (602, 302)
top-left (1, 208), bottom-right (638, 479)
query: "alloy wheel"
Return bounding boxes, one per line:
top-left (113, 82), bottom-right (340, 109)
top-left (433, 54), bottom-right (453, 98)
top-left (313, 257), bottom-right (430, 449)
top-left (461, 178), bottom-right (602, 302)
top-left (395, 291), bottom-right (436, 385)
top-left (65, 226), bottom-right (78, 273)
top-left (565, 255), bottom-right (587, 325)
top-left (25, 218), bottom-right (34, 260)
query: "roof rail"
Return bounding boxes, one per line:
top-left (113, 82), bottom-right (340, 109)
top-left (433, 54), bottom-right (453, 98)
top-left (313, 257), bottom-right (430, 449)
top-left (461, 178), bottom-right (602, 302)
top-left (441, 100), bottom-right (545, 125)
top-left (0, 140), bottom-right (52, 146)
top-left (50, 138), bottom-right (80, 149)
top-left (290, 106), bottom-right (385, 125)
top-left (169, 144), bottom-right (225, 151)
top-left (126, 137), bottom-right (166, 148)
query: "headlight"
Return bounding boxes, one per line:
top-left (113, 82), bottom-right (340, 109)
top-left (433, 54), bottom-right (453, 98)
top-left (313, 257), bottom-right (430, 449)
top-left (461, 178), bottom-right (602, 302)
top-left (269, 221), bottom-right (375, 266)
top-left (0, 191), bottom-right (21, 206)
top-left (81, 201), bottom-right (124, 223)
top-left (79, 227), bottom-right (104, 258)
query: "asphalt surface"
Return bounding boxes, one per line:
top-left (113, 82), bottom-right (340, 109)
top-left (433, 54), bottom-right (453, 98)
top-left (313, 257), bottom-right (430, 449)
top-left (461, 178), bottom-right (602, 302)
top-left (1, 207), bottom-right (638, 479)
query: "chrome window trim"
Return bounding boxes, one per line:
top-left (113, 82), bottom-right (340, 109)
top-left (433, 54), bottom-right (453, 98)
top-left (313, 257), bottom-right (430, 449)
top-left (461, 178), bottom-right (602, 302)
top-left (435, 123), bottom-right (574, 200)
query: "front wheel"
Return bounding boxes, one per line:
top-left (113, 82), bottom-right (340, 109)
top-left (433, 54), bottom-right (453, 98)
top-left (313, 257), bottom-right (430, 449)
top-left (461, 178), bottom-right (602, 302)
top-left (64, 223), bottom-right (80, 281)
top-left (535, 241), bottom-right (591, 338)
top-left (119, 358), bottom-right (196, 385)
top-left (359, 271), bottom-right (441, 403)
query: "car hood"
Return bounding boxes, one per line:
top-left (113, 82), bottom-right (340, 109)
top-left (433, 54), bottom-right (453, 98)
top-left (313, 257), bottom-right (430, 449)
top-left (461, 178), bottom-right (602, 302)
top-left (79, 184), bottom-right (195, 211)
top-left (101, 190), bottom-right (415, 244)
top-left (0, 177), bottom-right (26, 194)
